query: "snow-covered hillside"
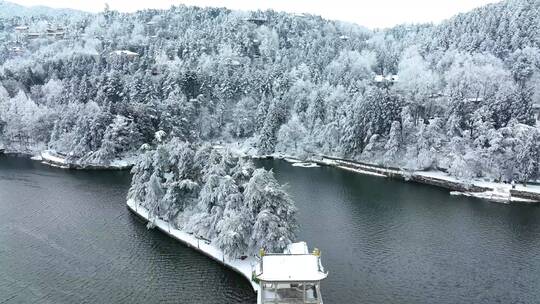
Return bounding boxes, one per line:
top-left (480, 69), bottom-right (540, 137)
top-left (0, 0), bottom-right (539, 181)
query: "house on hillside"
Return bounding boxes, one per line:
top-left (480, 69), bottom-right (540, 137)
top-left (110, 50), bottom-right (140, 58)
top-left (26, 32), bottom-right (41, 39)
top-left (14, 25), bottom-right (29, 32)
top-left (463, 97), bottom-right (484, 103)
top-left (9, 46), bottom-right (24, 55)
top-left (374, 74), bottom-right (399, 86)
top-left (532, 103), bottom-right (540, 125)
top-left (246, 18), bottom-right (267, 25)
top-left (224, 57), bottom-right (241, 67)
top-left (46, 27), bottom-right (66, 39)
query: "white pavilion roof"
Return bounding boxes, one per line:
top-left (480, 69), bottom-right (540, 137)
top-left (285, 242), bottom-right (309, 254)
top-left (258, 254), bottom-right (327, 282)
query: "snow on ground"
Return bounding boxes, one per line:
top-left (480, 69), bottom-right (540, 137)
top-left (326, 157), bottom-right (401, 175)
top-left (414, 170), bottom-right (458, 181)
top-left (126, 199), bottom-right (261, 296)
top-left (30, 155), bottom-right (42, 161)
top-left (223, 140), bottom-right (257, 158)
top-left (476, 179), bottom-right (540, 195)
top-left (450, 191), bottom-right (536, 204)
top-left (109, 159), bottom-right (129, 168)
top-left (41, 149), bottom-right (66, 165)
top-left (40, 149), bottom-right (134, 170)
top-left (285, 158), bottom-right (302, 164)
top-left (291, 162), bottom-right (320, 168)
top-left (108, 155), bottom-right (137, 169)
top-left (317, 158), bottom-right (338, 166)
top-left (337, 166), bottom-right (386, 178)
top-left (417, 170), bottom-right (540, 196)
top-left (450, 191), bottom-right (511, 204)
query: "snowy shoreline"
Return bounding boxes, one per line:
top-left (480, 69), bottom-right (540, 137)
top-left (8, 141), bottom-right (540, 204)
top-left (239, 147), bottom-right (540, 205)
top-left (316, 155), bottom-right (540, 204)
top-left (126, 199), bottom-right (261, 301)
top-left (1, 148), bottom-right (135, 170)
top-left (39, 150), bottom-right (134, 170)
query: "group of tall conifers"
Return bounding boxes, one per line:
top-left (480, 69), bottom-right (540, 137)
top-left (128, 139), bottom-right (297, 257)
top-left (0, 0), bottom-right (539, 182)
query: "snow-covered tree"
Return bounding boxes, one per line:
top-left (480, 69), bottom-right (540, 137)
top-left (244, 168), bottom-right (297, 253)
top-left (276, 115), bottom-right (307, 156)
top-left (85, 115), bottom-right (139, 164)
top-left (2, 1), bottom-right (540, 183)
top-left (383, 121), bottom-right (401, 166)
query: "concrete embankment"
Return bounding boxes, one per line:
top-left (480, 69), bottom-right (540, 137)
top-left (126, 200), bottom-right (260, 301)
top-left (408, 173), bottom-right (491, 193)
top-left (510, 189), bottom-right (540, 202)
top-left (318, 155), bottom-right (540, 203)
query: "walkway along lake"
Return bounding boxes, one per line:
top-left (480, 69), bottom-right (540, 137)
top-left (1, 155), bottom-right (540, 303)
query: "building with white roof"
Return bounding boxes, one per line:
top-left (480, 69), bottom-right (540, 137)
top-left (110, 50), bottom-right (140, 58)
top-left (532, 103), bottom-right (540, 125)
top-left (14, 25), bottom-right (29, 32)
top-left (374, 75), bottom-right (385, 82)
top-left (256, 242), bottom-right (328, 304)
top-left (374, 74), bottom-right (399, 83)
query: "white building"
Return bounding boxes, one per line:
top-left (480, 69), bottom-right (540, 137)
top-left (256, 242), bottom-right (328, 304)
top-left (26, 32), bottom-right (41, 39)
top-left (374, 74), bottom-right (399, 84)
top-left (14, 25), bottom-right (29, 32)
top-left (46, 27), bottom-right (66, 39)
top-left (532, 103), bottom-right (540, 125)
top-left (110, 50), bottom-right (140, 58)
top-left (9, 46), bottom-right (24, 55)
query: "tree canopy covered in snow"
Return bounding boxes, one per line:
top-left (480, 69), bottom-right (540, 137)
top-left (0, 0), bottom-right (539, 181)
top-left (128, 140), bottom-right (297, 257)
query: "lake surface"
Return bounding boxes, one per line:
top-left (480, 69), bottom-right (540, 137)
top-left (1, 156), bottom-right (540, 304)
top-left (0, 156), bottom-right (254, 304)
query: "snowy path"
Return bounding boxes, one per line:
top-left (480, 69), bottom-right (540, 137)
top-left (126, 199), bottom-right (261, 302)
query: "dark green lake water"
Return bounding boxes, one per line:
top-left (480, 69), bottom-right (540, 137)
top-left (1, 155), bottom-right (539, 303)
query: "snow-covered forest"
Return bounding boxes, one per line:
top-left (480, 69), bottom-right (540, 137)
top-left (0, 0), bottom-right (539, 182)
top-left (128, 139), bottom-right (297, 257)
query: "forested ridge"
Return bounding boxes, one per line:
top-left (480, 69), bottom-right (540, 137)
top-left (0, 0), bottom-right (539, 182)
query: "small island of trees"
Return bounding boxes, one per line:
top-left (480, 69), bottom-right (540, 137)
top-left (128, 138), bottom-right (298, 257)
